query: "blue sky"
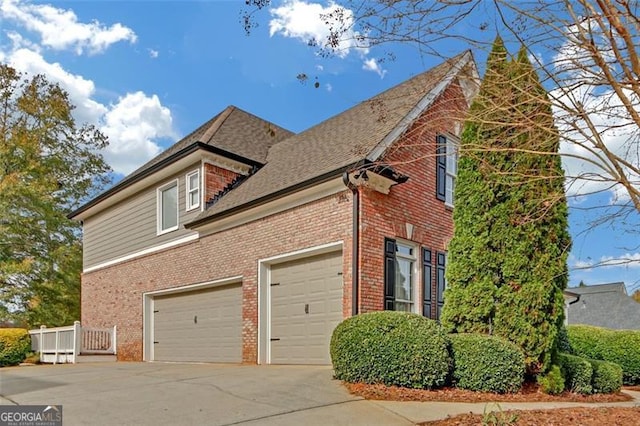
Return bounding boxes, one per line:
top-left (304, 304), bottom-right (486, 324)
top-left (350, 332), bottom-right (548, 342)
top-left (0, 0), bottom-right (637, 291)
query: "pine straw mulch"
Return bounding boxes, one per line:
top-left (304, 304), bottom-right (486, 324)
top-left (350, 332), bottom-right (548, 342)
top-left (344, 381), bottom-right (633, 403)
top-left (421, 407), bottom-right (640, 425)
top-left (344, 382), bottom-right (640, 425)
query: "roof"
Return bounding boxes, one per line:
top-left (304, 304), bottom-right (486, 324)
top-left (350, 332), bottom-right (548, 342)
top-left (70, 106), bottom-right (293, 219)
top-left (188, 51), bottom-right (475, 226)
top-left (566, 282), bottom-right (640, 330)
top-left (566, 282), bottom-right (627, 295)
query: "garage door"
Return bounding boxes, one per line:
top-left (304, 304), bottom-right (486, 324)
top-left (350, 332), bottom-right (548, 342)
top-left (153, 283), bottom-right (242, 362)
top-left (270, 251), bottom-right (343, 364)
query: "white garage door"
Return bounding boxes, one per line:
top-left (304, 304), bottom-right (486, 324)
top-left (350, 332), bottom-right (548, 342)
top-left (153, 283), bottom-right (242, 362)
top-left (270, 251), bottom-right (343, 364)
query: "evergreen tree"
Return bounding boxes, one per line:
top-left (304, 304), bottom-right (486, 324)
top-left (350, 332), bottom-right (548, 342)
top-left (441, 40), bottom-right (571, 375)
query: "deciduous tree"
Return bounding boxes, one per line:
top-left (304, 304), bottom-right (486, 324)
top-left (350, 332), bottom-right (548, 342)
top-left (0, 65), bottom-right (110, 327)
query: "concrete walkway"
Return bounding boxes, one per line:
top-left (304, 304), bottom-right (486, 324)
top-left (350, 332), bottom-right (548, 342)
top-left (0, 363), bottom-right (638, 425)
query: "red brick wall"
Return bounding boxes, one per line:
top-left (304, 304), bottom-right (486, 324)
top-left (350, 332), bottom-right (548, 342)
top-left (82, 190), bottom-right (353, 362)
top-left (204, 163), bottom-right (240, 202)
top-left (359, 80), bottom-right (468, 317)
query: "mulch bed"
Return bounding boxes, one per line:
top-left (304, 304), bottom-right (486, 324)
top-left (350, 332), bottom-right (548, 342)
top-left (344, 381), bottom-right (633, 403)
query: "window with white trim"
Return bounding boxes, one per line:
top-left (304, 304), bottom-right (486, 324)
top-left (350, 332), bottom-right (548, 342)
top-left (394, 242), bottom-right (416, 312)
top-left (158, 180), bottom-right (178, 234)
top-left (384, 238), bottom-right (418, 313)
top-left (445, 138), bottom-right (458, 206)
top-left (186, 170), bottom-right (200, 211)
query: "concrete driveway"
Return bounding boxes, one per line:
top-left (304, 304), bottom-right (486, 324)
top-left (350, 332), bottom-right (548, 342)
top-left (0, 363), bottom-right (413, 426)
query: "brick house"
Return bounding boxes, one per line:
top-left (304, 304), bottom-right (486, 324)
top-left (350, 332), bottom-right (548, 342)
top-left (70, 52), bottom-right (479, 364)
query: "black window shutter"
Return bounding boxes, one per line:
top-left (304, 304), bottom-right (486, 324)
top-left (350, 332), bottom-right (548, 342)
top-left (384, 238), bottom-right (396, 310)
top-left (436, 252), bottom-right (446, 319)
top-left (436, 134), bottom-right (447, 201)
top-left (422, 248), bottom-right (433, 318)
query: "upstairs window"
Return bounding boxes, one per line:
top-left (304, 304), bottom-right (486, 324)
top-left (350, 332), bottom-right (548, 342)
top-left (158, 180), bottom-right (178, 234)
top-left (186, 170), bottom-right (200, 211)
top-left (436, 134), bottom-right (459, 206)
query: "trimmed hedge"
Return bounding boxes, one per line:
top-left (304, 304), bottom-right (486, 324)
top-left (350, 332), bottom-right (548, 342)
top-left (567, 325), bottom-right (640, 385)
top-left (557, 353), bottom-right (592, 394)
top-left (449, 333), bottom-right (525, 393)
top-left (590, 359), bottom-right (623, 394)
top-left (330, 312), bottom-right (451, 389)
top-left (0, 328), bottom-right (31, 367)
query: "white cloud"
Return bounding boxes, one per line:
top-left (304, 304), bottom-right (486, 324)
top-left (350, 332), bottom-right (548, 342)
top-left (0, 0), bottom-right (136, 55)
top-left (148, 48), bottom-right (159, 59)
top-left (269, 0), bottom-right (386, 77)
top-left (7, 48), bottom-right (108, 124)
top-left (0, 1), bottom-right (175, 176)
top-left (325, 83), bottom-right (332, 92)
top-left (550, 23), bottom-right (640, 203)
top-left (363, 57), bottom-right (386, 78)
top-left (101, 92), bottom-right (175, 175)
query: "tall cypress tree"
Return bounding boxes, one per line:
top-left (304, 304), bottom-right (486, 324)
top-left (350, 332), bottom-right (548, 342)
top-left (441, 40), bottom-right (571, 375)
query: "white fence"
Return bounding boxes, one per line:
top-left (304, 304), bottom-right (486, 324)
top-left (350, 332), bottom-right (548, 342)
top-left (29, 321), bottom-right (116, 364)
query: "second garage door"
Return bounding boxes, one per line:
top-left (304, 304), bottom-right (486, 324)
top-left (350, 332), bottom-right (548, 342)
top-left (153, 283), bottom-right (242, 363)
top-left (270, 251), bottom-right (343, 364)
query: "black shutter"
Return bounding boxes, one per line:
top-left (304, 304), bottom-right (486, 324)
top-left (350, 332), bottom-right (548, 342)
top-left (384, 238), bottom-right (396, 310)
top-left (436, 251), bottom-right (446, 319)
top-left (436, 134), bottom-right (447, 201)
top-left (422, 248), bottom-right (433, 318)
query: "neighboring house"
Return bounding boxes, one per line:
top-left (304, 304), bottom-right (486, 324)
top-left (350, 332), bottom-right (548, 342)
top-left (70, 52), bottom-right (479, 364)
top-left (565, 282), bottom-right (640, 330)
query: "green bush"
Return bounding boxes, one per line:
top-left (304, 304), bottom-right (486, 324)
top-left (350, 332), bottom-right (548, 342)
top-left (330, 311), bottom-right (451, 389)
top-left (537, 364), bottom-right (565, 395)
top-left (556, 326), bottom-right (572, 354)
top-left (567, 325), bottom-right (640, 385)
top-left (557, 353), bottom-right (592, 394)
top-left (0, 328), bottom-right (31, 367)
top-left (449, 333), bottom-right (525, 393)
top-left (590, 359), bottom-right (623, 394)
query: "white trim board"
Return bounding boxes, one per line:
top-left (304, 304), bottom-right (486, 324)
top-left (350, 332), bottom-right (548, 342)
top-left (83, 233), bottom-right (199, 273)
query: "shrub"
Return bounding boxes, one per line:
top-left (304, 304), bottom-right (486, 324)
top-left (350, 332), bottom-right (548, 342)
top-left (537, 365), bottom-right (565, 395)
top-left (449, 333), bottom-right (525, 393)
top-left (567, 325), bottom-right (640, 385)
top-left (330, 311), bottom-right (451, 389)
top-left (0, 328), bottom-right (31, 367)
top-left (556, 326), bottom-right (572, 354)
top-left (557, 353), bottom-right (592, 394)
top-left (590, 359), bottom-right (623, 394)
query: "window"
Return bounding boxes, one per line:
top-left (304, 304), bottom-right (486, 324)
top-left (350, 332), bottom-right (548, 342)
top-left (158, 180), bottom-right (178, 234)
top-left (186, 170), bottom-right (200, 211)
top-left (436, 134), bottom-right (459, 206)
top-left (445, 139), bottom-right (458, 205)
top-left (384, 238), bottom-right (417, 313)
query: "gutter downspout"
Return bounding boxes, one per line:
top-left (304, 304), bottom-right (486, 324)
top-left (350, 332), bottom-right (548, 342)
top-left (342, 171), bottom-right (359, 316)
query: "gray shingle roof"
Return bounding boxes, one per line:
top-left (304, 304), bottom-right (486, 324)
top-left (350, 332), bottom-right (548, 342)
top-left (127, 105), bottom-right (293, 178)
top-left (189, 52), bottom-right (473, 226)
top-left (567, 282), bottom-right (640, 330)
top-left (69, 106), bottom-right (293, 219)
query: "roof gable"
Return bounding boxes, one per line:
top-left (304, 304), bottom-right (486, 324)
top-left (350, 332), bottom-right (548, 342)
top-left (189, 52), bottom-right (477, 227)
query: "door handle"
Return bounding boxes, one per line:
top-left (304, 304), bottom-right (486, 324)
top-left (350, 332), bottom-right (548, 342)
top-left (305, 303), bottom-right (309, 314)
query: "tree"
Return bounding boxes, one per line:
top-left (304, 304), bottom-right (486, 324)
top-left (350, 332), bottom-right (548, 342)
top-left (441, 38), bottom-right (571, 375)
top-left (632, 289), bottom-right (640, 303)
top-left (244, 1), bottom-right (640, 257)
top-left (0, 64), bottom-right (111, 327)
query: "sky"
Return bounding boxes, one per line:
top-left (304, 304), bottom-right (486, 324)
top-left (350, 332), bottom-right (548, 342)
top-left (0, 0), bottom-right (637, 291)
